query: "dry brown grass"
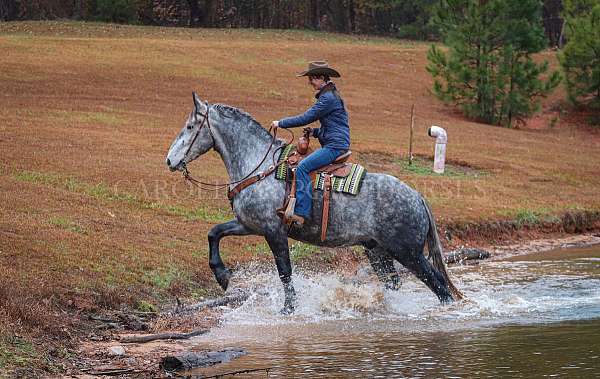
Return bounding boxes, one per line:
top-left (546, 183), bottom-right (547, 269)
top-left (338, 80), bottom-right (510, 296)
top-left (0, 20), bottom-right (599, 373)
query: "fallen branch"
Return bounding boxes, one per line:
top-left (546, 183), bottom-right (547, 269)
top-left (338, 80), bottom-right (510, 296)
top-left (120, 329), bottom-right (207, 343)
top-left (204, 367), bottom-right (273, 378)
top-left (87, 368), bottom-right (136, 376)
top-left (160, 348), bottom-right (247, 371)
top-left (170, 289), bottom-right (249, 315)
top-left (445, 248), bottom-right (491, 264)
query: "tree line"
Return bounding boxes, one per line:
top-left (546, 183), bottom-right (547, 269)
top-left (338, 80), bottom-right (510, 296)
top-left (0, 0), bottom-right (564, 42)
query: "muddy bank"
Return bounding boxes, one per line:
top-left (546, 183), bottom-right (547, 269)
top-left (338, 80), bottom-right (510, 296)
top-left (490, 233), bottom-right (600, 260)
top-left (70, 232), bottom-right (600, 377)
top-left (443, 210), bottom-right (600, 247)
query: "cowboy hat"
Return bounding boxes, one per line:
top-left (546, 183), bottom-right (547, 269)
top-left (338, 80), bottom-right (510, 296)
top-left (296, 61), bottom-right (341, 78)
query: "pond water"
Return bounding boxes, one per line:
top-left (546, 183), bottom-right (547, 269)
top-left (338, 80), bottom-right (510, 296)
top-left (187, 245), bottom-right (600, 378)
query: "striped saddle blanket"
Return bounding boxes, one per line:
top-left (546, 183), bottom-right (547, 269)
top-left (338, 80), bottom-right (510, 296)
top-left (275, 144), bottom-right (367, 196)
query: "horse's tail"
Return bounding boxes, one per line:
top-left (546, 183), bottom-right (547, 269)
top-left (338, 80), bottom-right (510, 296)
top-left (422, 199), bottom-right (464, 301)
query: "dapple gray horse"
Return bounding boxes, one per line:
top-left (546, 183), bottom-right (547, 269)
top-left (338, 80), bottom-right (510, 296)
top-left (166, 93), bottom-right (462, 313)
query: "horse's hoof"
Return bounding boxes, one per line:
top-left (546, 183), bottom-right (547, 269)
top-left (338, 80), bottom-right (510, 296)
top-left (280, 304), bottom-right (295, 315)
top-left (216, 269), bottom-right (232, 291)
top-left (439, 296), bottom-right (453, 305)
top-left (384, 277), bottom-right (402, 291)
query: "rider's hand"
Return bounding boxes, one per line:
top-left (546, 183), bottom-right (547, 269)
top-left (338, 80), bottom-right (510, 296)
top-left (271, 120), bottom-right (279, 129)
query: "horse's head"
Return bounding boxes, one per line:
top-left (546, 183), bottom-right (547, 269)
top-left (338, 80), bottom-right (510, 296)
top-left (166, 92), bottom-right (214, 172)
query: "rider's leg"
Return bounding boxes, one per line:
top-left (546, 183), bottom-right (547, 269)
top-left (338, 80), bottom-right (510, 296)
top-left (294, 147), bottom-right (344, 219)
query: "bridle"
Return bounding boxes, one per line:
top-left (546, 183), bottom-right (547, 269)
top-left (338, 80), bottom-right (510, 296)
top-left (179, 102), bottom-right (293, 192)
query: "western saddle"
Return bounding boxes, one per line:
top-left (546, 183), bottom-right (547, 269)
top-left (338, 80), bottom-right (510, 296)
top-left (227, 129), bottom-right (353, 242)
top-left (277, 129), bottom-right (352, 241)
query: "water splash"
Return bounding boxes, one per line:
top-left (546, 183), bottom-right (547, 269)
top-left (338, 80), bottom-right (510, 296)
top-left (219, 256), bottom-right (600, 328)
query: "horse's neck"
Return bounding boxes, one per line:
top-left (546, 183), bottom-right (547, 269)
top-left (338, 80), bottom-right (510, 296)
top-left (211, 115), bottom-right (278, 182)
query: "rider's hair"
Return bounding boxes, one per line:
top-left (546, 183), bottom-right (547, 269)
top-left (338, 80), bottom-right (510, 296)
top-left (309, 74), bottom-right (331, 82)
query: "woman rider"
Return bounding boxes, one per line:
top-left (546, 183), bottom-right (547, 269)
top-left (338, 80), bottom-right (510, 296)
top-left (271, 61), bottom-right (350, 225)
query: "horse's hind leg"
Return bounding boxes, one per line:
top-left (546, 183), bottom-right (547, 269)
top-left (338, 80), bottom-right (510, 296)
top-left (364, 246), bottom-right (401, 290)
top-left (394, 250), bottom-right (453, 303)
top-left (264, 231), bottom-right (296, 315)
top-left (208, 219), bottom-right (254, 291)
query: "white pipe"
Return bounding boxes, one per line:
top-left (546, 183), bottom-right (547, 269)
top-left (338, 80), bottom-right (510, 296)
top-left (427, 125), bottom-right (447, 174)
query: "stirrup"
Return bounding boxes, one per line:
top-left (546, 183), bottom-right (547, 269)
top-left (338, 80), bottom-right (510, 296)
top-left (288, 214), bottom-right (305, 226)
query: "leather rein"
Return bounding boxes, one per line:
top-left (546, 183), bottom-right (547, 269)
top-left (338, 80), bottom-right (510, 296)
top-left (180, 103), bottom-right (292, 197)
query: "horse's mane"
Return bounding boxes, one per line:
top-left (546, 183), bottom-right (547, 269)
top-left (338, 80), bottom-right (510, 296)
top-left (213, 103), bottom-right (272, 140)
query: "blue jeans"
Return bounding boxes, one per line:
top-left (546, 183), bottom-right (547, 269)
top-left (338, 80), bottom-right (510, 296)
top-left (294, 147), bottom-right (345, 218)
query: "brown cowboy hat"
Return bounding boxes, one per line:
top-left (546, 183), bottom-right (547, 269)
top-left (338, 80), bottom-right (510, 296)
top-left (296, 61), bottom-right (341, 78)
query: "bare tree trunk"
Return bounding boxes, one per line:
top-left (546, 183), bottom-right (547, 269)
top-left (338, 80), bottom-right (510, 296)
top-left (558, 19), bottom-right (566, 49)
top-left (346, 0), bottom-right (355, 33)
top-left (186, 0), bottom-right (201, 26)
top-left (0, 0), bottom-right (10, 21)
top-left (311, 0), bottom-right (319, 29)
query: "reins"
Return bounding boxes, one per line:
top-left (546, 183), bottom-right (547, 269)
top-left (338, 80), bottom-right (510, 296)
top-left (180, 104), bottom-right (294, 192)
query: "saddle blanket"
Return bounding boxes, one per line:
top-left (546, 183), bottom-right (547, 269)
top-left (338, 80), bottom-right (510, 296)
top-left (275, 144), bottom-right (366, 196)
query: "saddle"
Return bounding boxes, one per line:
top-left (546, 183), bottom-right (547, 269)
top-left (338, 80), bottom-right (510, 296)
top-left (278, 129), bottom-right (353, 241)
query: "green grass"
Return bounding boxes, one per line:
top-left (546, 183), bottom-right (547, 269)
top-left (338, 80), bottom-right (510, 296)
top-left (0, 334), bottom-right (66, 375)
top-left (144, 267), bottom-right (191, 290)
top-left (0, 336), bottom-right (41, 371)
top-left (244, 241), bottom-right (320, 261)
top-left (14, 169), bottom-right (231, 222)
top-left (290, 242), bottom-right (320, 262)
top-left (397, 156), bottom-right (485, 178)
top-left (191, 248), bottom-right (207, 259)
top-left (160, 204), bottom-right (232, 223)
top-left (48, 217), bottom-right (86, 234)
top-left (135, 300), bottom-right (157, 313)
top-left (514, 209), bottom-right (540, 226)
top-left (245, 242), bottom-right (271, 257)
top-left (14, 171), bottom-right (56, 185)
top-left (502, 207), bottom-right (562, 226)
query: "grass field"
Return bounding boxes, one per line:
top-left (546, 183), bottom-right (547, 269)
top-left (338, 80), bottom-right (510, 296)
top-left (1, 21), bottom-right (599, 374)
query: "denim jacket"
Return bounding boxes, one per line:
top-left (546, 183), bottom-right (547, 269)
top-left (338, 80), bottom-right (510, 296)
top-left (278, 83), bottom-right (350, 151)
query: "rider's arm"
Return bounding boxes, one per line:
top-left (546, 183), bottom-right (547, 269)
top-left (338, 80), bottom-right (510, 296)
top-left (278, 93), bottom-right (334, 129)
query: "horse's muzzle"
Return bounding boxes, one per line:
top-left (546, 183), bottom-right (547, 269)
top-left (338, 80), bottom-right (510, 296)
top-left (166, 158), bottom-right (178, 172)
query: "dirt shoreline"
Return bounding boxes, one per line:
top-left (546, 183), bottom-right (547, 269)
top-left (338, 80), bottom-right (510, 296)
top-left (489, 233), bottom-right (600, 260)
top-left (69, 231), bottom-right (600, 378)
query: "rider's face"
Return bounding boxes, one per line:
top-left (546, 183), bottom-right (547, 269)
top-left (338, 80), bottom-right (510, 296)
top-left (308, 76), bottom-right (326, 90)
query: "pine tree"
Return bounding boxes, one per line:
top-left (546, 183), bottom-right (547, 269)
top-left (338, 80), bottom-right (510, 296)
top-left (559, 0), bottom-right (600, 111)
top-left (426, 0), bottom-right (561, 127)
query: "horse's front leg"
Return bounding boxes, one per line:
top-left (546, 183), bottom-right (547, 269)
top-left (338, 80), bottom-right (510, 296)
top-left (265, 232), bottom-right (296, 314)
top-left (208, 219), bottom-right (254, 291)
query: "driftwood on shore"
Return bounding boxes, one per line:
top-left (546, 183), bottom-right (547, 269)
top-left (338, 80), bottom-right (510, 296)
top-left (120, 329), bottom-right (207, 343)
top-left (160, 348), bottom-right (247, 371)
top-left (169, 289), bottom-right (250, 316)
top-left (203, 368), bottom-right (273, 378)
top-left (85, 367), bottom-right (139, 376)
top-left (444, 248), bottom-right (491, 264)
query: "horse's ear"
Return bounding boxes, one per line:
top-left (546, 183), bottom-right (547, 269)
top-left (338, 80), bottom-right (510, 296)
top-left (192, 91), bottom-right (207, 115)
top-left (192, 92), bottom-right (201, 112)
